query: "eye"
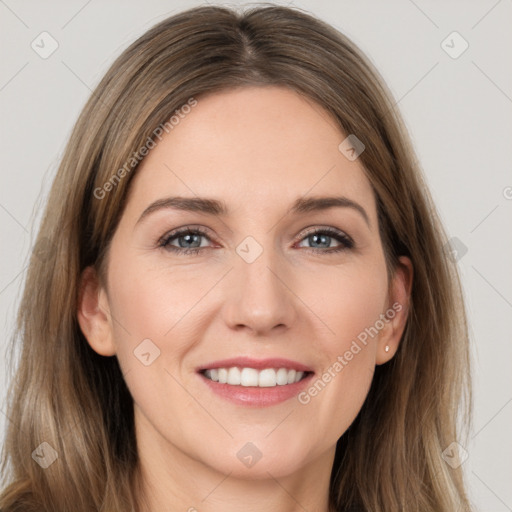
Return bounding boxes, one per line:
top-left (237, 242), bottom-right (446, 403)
top-left (157, 225), bottom-right (354, 255)
top-left (295, 226), bottom-right (354, 253)
top-left (158, 226), bottom-right (214, 255)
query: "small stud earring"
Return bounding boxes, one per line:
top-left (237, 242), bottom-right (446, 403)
top-left (384, 345), bottom-right (390, 353)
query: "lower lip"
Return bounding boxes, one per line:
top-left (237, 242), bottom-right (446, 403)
top-left (199, 372), bottom-right (314, 407)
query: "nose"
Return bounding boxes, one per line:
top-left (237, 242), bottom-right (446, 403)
top-left (221, 244), bottom-right (298, 337)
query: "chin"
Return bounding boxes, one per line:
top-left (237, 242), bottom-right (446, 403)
top-left (196, 437), bottom-right (315, 480)
top-left (218, 455), bottom-right (308, 480)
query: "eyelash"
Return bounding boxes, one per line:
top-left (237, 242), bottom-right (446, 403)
top-left (157, 226), bottom-right (354, 256)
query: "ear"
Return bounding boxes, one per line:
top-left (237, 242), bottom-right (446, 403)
top-left (375, 255), bottom-right (413, 365)
top-left (77, 266), bottom-right (116, 356)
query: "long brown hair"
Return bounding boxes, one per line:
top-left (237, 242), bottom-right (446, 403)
top-left (0, 4), bottom-right (473, 511)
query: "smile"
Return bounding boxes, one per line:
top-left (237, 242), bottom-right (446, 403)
top-left (197, 356), bottom-right (314, 406)
top-left (202, 367), bottom-right (309, 387)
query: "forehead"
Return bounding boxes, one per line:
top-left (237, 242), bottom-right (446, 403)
top-left (125, 85), bottom-right (375, 221)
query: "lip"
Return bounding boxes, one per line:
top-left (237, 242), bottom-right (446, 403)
top-left (196, 357), bottom-right (315, 407)
top-left (197, 356), bottom-right (314, 373)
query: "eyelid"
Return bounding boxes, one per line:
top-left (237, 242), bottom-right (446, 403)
top-left (296, 225), bottom-right (353, 244)
top-left (157, 224), bottom-right (217, 246)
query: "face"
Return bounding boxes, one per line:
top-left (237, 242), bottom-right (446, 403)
top-left (78, 85), bottom-right (411, 481)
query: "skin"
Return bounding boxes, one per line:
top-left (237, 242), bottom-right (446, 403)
top-left (77, 85), bottom-right (413, 512)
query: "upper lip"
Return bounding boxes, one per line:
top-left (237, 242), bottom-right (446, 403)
top-left (197, 357), bottom-right (314, 373)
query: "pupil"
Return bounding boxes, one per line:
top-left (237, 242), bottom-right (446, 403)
top-left (311, 234), bottom-right (329, 248)
top-left (180, 234), bottom-right (200, 248)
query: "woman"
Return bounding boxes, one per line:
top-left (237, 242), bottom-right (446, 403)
top-left (0, 4), bottom-right (473, 511)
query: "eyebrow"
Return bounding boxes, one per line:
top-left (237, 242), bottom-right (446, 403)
top-left (135, 195), bottom-right (371, 228)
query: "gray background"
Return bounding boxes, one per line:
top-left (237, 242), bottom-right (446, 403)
top-left (1, 1), bottom-right (511, 510)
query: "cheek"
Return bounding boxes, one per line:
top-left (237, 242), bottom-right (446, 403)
top-left (297, 259), bottom-right (387, 435)
top-left (105, 251), bottom-right (211, 394)
top-left (105, 257), bottom-right (208, 426)
top-left (302, 355), bottom-right (374, 446)
top-left (107, 253), bottom-right (216, 346)
top-left (308, 257), bottom-right (389, 347)
top-left (298, 325), bottom-right (376, 446)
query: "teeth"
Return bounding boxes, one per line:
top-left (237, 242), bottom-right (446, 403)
top-left (218, 368), bottom-right (228, 384)
top-left (241, 368), bottom-right (258, 386)
top-left (203, 367), bottom-right (306, 387)
top-left (276, 368), bottom-right (288, 385)
top-left (228, 367), bottom-right (241, 385)
top-left (258, 368), bottom-right (276, 387)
